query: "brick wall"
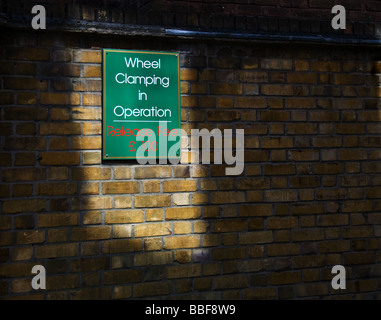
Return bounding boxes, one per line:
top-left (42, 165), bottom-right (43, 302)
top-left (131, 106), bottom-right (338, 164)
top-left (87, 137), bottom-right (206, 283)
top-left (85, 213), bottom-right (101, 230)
top-left (1, 19), bottom-right (381, 298)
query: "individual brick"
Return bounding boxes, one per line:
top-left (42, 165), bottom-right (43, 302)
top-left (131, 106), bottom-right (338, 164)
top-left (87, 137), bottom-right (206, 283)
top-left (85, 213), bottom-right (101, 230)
top-left (72, 168), bottom-right (111, 180)
top-left (165, 207), bottom-right (201, 220)
top-left (102, 239), bottom-right (142, 254)
top-left (71, 197), bottom-right (113, 210)
top-left (35, 244), bottom-right (78, 259)
top-left (71, 226), bottom-right (111, 241)
top-left (134, 252), bottom-right (172, 266)
top-left (134, 282), bottom-right (171, 298)
top-left (38, 152), bottom-right (80, 165)
top-left (213, 219), bottom-right (246, 232)
top-left (134, 195), bottom-right (171, 208)
top-left (2, 199), bottom-right (45, 214)
top-left (211, 192), bottom-right (245, 204)
top-left (239, 231), bottom-right (273, 244)
top-left (73, 50), bottom-right (102, 63)
top-left (134, 222), bottom-right (172, 237)
top-left (37, 182), bottom-right (77, 196)
top-left (134, 166), bottom-right (172, 179)
top-left (162, 180), bottom-right (197, 192)
top-left (2, 168), bottom-right (46, 182)
top-left (102, 182), bottom-right (140, 194)
top-left (40, 93), bottom-right (80, 105)
top-left (163, 236), bottom-right (200, 249)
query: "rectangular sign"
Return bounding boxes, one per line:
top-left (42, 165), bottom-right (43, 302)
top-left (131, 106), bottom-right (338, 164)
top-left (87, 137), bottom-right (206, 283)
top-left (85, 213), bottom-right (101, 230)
top-left (102, 49), bottom-right (181, 160)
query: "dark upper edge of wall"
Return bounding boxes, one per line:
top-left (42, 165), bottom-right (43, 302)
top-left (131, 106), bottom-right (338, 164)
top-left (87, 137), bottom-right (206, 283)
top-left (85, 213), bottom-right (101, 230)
top-left (1, 15), bottom-right (381, 47)
top-left (166, 28), bottom-right (381, 46)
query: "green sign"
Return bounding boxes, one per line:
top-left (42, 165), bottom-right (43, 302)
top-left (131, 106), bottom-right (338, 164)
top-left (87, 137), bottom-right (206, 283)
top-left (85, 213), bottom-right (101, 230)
top-left (102, 49), bottom-right (181, 160)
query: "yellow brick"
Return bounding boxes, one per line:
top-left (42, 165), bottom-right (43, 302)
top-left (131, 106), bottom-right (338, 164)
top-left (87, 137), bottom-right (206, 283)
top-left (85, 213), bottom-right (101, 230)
top-left (211, 192), bottom-right (245, 204)
top-left (72, 137), bottom-right (102, 150)
top-left (40, 123), bottom-right (81, 135)
top-left (11, 278), bottom-right (33, 294)
top-left (114, 167), bottom-right (132, 179)
top-left (49, 137), bottom-right (69, 150)
top-left (239, 231), bottom-right (273, 244)
top-left (174, 250), bottom-right (192, 263)
top-left (134, 222), bottom-right (172, 237)
top-left (105, 210), bottom-right (144, 224)
top-left (210, 83), bottom-right (242, 95)
top-left (72, 197), bottom-right (113, 210)
top-left (72, 167), bottom-right (111, 180)
top-left (267, 217), bottom-right (298, 229)
top-left (194, 278), bottom-right (211, 291)
top-left (193, 221), bottom-right (210, 233)
top-left (71, 226), bottom-right (111, 241)
top-left (181, 82), bottom-right (189, 94)
top-left (163, 180), bottom-right (197, 192)
top-left (2, 199), bottom-right (45, 214)
top-left (134, 252), bottom-right (171, 266)
top-left (180, 69), bottom-right (198, 81)
top-left (269, 272), bottom-right (301, 285)
top-left (146, 209), bottom-right (163, 222)
top-left (113, 225), bottom-right (132, 238)
top-left (144, 238), bottom-right (162, 251)
top-left (181, 96), bottom-right (198, 108)
top-left (5, 137), bottom-right (46, 151)
top-left (102, 239), bottom-right (142, 254)
top-left (4, 107), bottom-right (47, 121)
top-left (40, 93), bottom-right (79, 105)
top-left (165, 264), bottom-right (201, 278)
top-left (39, 152), bottom-right (80, 166)
top-left (83, 152), bottom-right (101, 164)
top-left (50, 108), bottom-right (70, 121)
top-left (214, 275), bottom-right (249, 289)
top-left (165, 207), bottom-right (201, 220)
top-left (173, 193), bottom-right (190, 206)
top-left (48, 167), bottom-right (68, 180)
top-left (80, 182), bottom-right (99, 195)
top-left (83, 94), bottom-right (102, 106)
top-left (12, 247), bottom-right (33, 261)
top-left (262, 137), bottom-right (293, 149)
top-left (164, 235), bottom-right (200, 249)
top-left (35, 244), bottom-right (78, 259)
top-left (84, 65), bottom-right (101, 77)
top-left (192, 193), bottom-right (209, 205)
top-left (12, 184), bottom-right (33, 197)
top-left (73, 50), bottom-right (101, 63)
top-left (114, 196), bottom-right (132, 208)
top-left (135, 195), bottom-right (171, 208)
top-left (83, 123), bottom-right (101, 135)
top-left (16, 230), bottom-right (45, 244)
top-left (134, 166), bottom-right (172, 179)
top-left (174, 222), bottom-right (192, 234)
top-left (267, 243), bottom-right (300, 256)
top-left (261, 84), bottom-right (293, 96)
top-left (37, 182), bottom-right (77, 196)
top-left (292, 229), bottom-right (324, 242)
top-left (134, 281), bottom-right (171, 298)
top-left (83, 211), bottom-right (102, 225)
top-left (143, 180), bottom-right (160, 193)
top-left (102, 182), bottom-right (140, 194)
top-left (73, 80), bottom-right (102, 92)
top-left (71, 107), bottom-right (101, 120)
top-left (213, 219), bottom-right (246, 232)
top-left (265, 190), bottom-right (298, 202)
top-left (5, 77), bottom-right (47, 90)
